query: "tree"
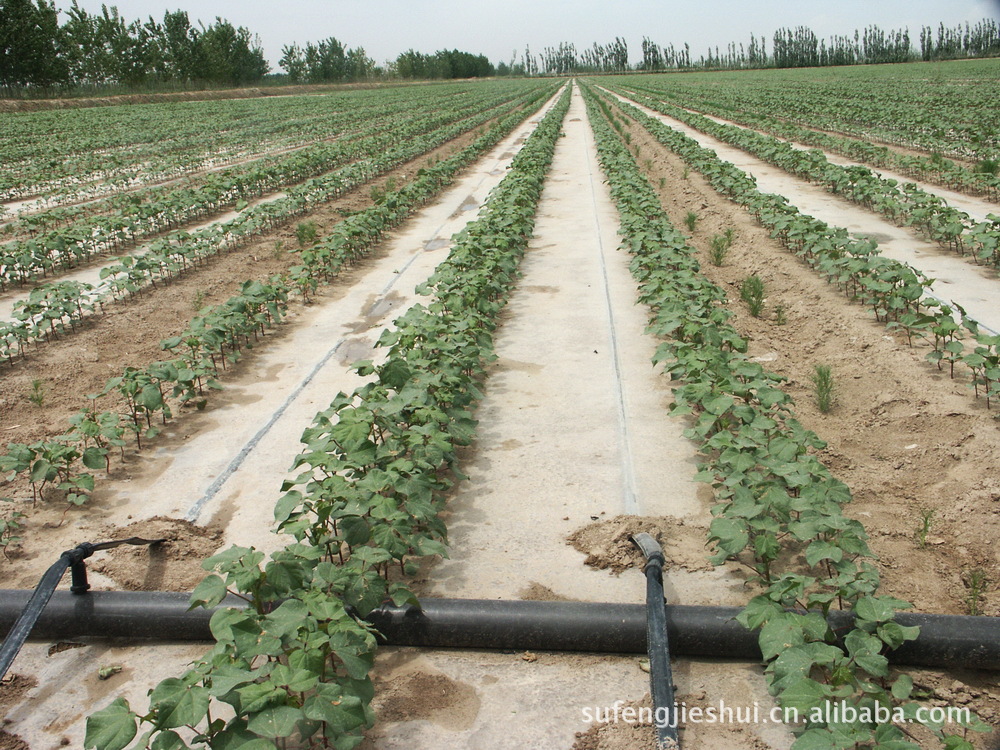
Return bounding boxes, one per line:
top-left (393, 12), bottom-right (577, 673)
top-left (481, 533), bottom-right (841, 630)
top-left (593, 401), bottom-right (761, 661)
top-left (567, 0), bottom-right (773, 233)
top-left (0, 0), bottom-right (66, 87)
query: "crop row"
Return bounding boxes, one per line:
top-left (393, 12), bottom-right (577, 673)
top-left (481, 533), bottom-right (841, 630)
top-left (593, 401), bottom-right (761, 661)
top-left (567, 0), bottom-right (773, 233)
top-left (611, 64), bottom-right (1000, 162)
top-left (583, 83), bottom-right (987, 750)
top-left (0, 81), bottom-right (545, 205)
top-left (622, 85), bottom-right (1000, 201)
top-left (0, 84), bottom-right (560, 522)
top-left (0, 84), bottom-right (559, 368)
top-left (608, 87), bottom-right (1000, 271)
top-left (0, 85), bottom-right (538, 287)
top-left (82, 86), bottom-right (571, 750)
top-left (603, 93), bottom-right (1000, 410)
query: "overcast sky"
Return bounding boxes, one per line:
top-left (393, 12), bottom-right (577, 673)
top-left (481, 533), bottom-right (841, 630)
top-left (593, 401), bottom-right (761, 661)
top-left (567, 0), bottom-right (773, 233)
top-left (58, 0), bottom-right (1000, 70)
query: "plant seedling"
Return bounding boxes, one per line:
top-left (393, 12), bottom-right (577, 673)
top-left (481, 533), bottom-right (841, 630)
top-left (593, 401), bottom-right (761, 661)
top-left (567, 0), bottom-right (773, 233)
top-left (773, 303), bottom-right (787, 325)
top-left (295, 221), bottom-right (319, 248)
top-left (740, 275), bottom-right (765, 318)
top-left (709, 234), bottom-right (730, 266)
top-left (684, 210), bottom-right (698, 233)
top-left (964, 568), bottom-right (988, 616)
top-left (811, 364), bottom-right (836, 413)
top-left (915, 507), bottom-right (935, 548)
top-left (28, 379), bottom-right (45, 407)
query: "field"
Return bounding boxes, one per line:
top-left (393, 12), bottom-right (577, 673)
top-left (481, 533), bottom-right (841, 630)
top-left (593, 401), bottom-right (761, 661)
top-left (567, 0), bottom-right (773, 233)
top-left (0, 61), bottom-right (998, 750)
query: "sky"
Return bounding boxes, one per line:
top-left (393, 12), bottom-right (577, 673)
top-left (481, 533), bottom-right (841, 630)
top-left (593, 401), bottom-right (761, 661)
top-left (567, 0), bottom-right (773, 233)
top-left (58, 0), bottom-right (1000, 70)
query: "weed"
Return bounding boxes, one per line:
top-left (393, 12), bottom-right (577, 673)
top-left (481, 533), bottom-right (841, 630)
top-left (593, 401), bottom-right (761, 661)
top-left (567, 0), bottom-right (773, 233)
top-left (963, 568), bottom-right (988, 615)
top-left (709, 234), bottom-right (731, 266)
top-left (915, 508), bottom-right (935, 548)
top-left (682, 167), bottom-right (690, 180)
top-left (684, 211), bottom-right (698, 233)
top-left (774, 303), bottom-right (787, 325)
top-left (723, 227), bottom-right (736, 246)
top-left (623, 131), bottom-right (632, 145)
top-left (0, 508), bottom-right (24, 557)
top-left (295, 221), bottom-right (319, 248)
top-left (658, 177), bottom-right (666, 189)
top-left (811, 364), bottom-right (836, 413)
top-left (192, 289), bottom-right (206, 311)
top-left (740, 275), bottom-right (765, 318)
top-left (28, 379), bottom-right (45, 407)
top-left (644, 158), bottom-right (653, 171)
top-left (272, 240), bottom-right (285, 260)
top-left (975, 158), bottom-right (999, 176)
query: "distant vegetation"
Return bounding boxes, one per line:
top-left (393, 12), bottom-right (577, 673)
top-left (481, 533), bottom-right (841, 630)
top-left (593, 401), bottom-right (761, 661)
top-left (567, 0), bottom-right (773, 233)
top-left (1, 0), bottom-right (999, 94)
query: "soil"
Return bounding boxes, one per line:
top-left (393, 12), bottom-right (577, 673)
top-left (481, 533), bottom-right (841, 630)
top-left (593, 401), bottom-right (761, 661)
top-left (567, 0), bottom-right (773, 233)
top-left (610, 95), bottom-right (1000, 746)
top-left (0, 675), bottom-right (33, 749)
top-left (568, 515), bottom-right (713, 575)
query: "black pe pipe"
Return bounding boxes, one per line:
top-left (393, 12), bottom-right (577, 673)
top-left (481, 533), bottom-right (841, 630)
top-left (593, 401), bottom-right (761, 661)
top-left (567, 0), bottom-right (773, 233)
top-left (2, 591), bottom-right (999, 672)
top-left (0, 537), bottom-right (164, 680)
top-left (631, 533), bottom-right (679, 749)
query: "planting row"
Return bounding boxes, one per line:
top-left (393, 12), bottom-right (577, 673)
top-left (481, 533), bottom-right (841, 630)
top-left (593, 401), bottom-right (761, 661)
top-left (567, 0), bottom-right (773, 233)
top-left (0, 84), bottom-right (559, 368)
top-left (83, 87), bottom-right (572, 750)
top-left (602, 91), bottom-right (1000, 411)
top-left (0, 84), bottom-right (561, 549)
top-left (0, 84), bottom-right (540, 286)
top-left (0, 81), bottom-right (544, 206)
top-left (583, 82), bottom-right (987, 750)
top-left (622, 83), bottom-right (1000, 201)
top-left (610, 62), bottom-right (1000, 163)
top-left (608, 86), bottom-right (1000, 271)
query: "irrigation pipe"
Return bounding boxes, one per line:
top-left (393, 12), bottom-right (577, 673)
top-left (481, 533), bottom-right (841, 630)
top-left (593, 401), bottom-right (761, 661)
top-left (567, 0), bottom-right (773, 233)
top-left (2, 591), bottom-right (999, 671)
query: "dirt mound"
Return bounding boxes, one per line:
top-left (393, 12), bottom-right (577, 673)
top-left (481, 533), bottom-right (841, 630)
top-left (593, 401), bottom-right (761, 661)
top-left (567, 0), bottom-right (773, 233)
top-left (88, 515), bottom-right (224, 591)
top-left (568, 515), bottom-right (712, 574)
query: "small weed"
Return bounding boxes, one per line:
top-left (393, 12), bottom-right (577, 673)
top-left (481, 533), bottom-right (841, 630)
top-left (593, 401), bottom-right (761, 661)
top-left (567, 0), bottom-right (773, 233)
top-left (623, 132), bottom-right (632, 145)
top-left (723, 227), bottom-right (736, 246)
top-left (273, 240), bottom-right (285, 260)
top-left (658, 177), bottom-right (666, 189)
top-left (774, 303), bottom-right (787, 325)
top-left (975, 158), bottom-right (999, 176)
top-left (192, 289), bottom-right (207, 311)
top-left (708, 234), bottom-right (731, 266)
top-left (644, 158), bottom-right (653, 171)
top-left (915, 508), bottom-right (935, 548)
top-left (739, 275), bottom-right (765, 318)
top-left (634, 144), bottom-right (641, 157)
top-left (811, 364), bottom-right (836, 413)
top-left (684, 211), bottom-right (698, 233)
top-left (963, 568), bottom-right (988, 616)
top-left (295, 221), bottom-right (319, 248)
top-left (28, 379), bottom-right (45, 407)
top-left (0, 508), bottom-right (25, 557)
top-left (682, 167), bottom-right (690, 180)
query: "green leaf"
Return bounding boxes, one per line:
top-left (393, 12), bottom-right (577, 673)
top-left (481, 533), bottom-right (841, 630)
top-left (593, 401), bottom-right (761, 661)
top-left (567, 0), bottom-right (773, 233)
top-left (190, 574), bottom-right (228, 609)
top-left (891, 674), bottom-right (914, 701)
top-left (854, 596), bottom-right (896, 623)
top-left (759, 614), bottom-right (805, 661)
top-left (779, 677), bottom-right (829, 715)
top-left (82, 446), bottom-right (107, 470)
top-left (85, 697), bottom-right (137, 750)
top-left (247, 705), bottom-right (303, 738)
top-left (149, 678), bottom-right (210, 729)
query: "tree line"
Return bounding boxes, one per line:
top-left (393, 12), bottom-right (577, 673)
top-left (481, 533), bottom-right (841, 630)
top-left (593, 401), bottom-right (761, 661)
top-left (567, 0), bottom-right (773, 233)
top-left (1, 0), bottom-right (268, 87)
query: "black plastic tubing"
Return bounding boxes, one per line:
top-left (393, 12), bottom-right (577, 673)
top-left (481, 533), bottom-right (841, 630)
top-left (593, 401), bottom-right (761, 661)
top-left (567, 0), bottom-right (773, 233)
top-left (1, 591), bottom-right (998, 671)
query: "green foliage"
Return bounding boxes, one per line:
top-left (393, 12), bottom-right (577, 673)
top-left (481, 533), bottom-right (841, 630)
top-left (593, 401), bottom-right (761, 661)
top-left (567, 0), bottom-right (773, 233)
top-left (295, 221), bottom-right (319, 248)
top-left (27, 378), bottom-right (45, 407)
top-left (708, 232), bottom-right (732, 266)
top-left (963, 568), bottom-right (988, 616)
top-left (84, 85), bottom-right (572, 750)
top-left (916, 508), bottom-right (935, 549)
top-left (582, 83), bottom-right (989, 750)
top-left (811, 364), bottom-right (836, 413)
top-left (740, 275), bottom-right (766, 317)
top-left (683, 210), bottom-right (698, 232)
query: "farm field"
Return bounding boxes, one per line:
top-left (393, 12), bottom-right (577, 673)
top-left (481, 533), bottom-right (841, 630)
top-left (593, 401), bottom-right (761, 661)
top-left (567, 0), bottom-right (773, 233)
top-left (0, 61), bottom-right (998, 750)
